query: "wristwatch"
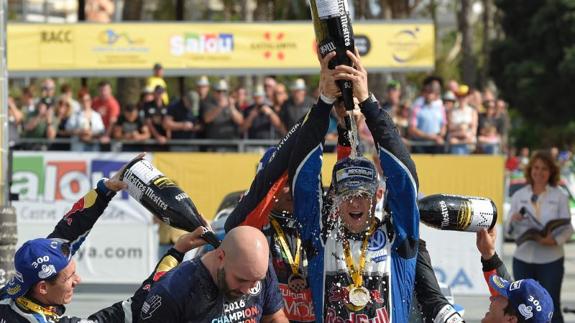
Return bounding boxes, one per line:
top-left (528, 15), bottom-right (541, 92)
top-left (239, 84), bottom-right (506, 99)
top-left (358, 92), bottom-right (377, 109)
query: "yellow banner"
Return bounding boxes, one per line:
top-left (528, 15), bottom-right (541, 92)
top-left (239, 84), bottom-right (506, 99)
top-left (153, 153), bottom-right (504, 222)
top-left (8, 22), bottom-right (434, 73)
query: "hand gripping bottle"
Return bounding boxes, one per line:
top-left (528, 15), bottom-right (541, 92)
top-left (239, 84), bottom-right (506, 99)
top-left (120, 157), bottom-right (221, 248)
top-left (418, 194), bottom-right (497, 232)
top-left (310, 0), bottom-right (355, 110)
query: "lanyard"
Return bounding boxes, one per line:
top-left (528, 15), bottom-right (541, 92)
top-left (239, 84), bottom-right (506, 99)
top-left (270, 217), bottom-right (302, 275)
top-left (16, 297), bottom-right (60, 320)
top-left (342, 223), bottom-right (377, 288)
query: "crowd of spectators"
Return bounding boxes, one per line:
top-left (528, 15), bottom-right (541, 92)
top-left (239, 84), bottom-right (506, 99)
top-left (8, 64), bottom-right (512, 154)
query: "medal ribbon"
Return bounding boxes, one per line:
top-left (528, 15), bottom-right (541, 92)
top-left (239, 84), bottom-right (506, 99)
top-left (342, 223), bottom-right (377, 288)
top-left (16, 297), bottom-right (60, 320)
top-left (270, 217), bottom-right (301, 275)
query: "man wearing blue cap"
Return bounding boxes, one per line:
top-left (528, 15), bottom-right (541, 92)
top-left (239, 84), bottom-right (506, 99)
top-left (0, 155), bottom-right (206, 322)
top-left (277, 48), bottom-right (419, 322)
top-left (477, 227), bottom-right (554, 323)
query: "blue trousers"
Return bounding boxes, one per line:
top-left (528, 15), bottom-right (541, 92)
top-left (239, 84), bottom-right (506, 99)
top-left (513, 257), bottom-right (564, 323)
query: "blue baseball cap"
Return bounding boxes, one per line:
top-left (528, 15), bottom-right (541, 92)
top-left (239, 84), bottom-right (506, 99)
top-left (490, 275), bottom-right (554, 322)
top-left (2, 238), bottom-right (72, 299)
top-left (332, 157), bottom-right (378, 196)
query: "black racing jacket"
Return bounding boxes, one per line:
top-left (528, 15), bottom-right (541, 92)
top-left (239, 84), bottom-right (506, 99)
top-left (0, 179), bottom-right (183, 323)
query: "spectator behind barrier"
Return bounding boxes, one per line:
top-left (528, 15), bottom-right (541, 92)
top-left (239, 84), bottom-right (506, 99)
top-left (113, 103), bottom-right (150, 151)
top-left (146, 63), bottom-right (169, 105)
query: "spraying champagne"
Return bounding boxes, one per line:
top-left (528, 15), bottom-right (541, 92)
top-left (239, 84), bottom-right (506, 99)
top-left (310, 0), bottom-right (355, 111)
top-left (120, 158), bottom-right (221, 248)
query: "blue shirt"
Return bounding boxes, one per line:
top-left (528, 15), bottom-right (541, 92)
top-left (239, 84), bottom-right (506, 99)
top-left (140, 257), bottom-right (284, 323)
top-left (410, 99), bottom-right (445, 137)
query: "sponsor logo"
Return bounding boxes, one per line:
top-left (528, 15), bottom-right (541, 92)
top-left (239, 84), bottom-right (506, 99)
top-left (250, 32), bottom-right (297, 61)
top-left (389, 28), bottom-right (421, 63)
top-left (355, 35), bottom-right (371, 56)
top-left (492, 276), bottom-right (507, 289)
top-left (368, 229), bottom-right (387, 251)
top-left (336, 167), bottom-right (375, 182)
top-left (456, 200), bottom-right (472, 230)
top-left (14, 271), bottom-right (24, 283)
top-left (170, 33), bottom-right (234, 56)
top-left (527, 295), bottom-right (543, 312)
top-left (509, 280), bottom-right (522, 291)
top-left (518, 304), bottom-right (533, 320)
top-left (38, 264), bottom-right (57, 279)
top-left (7, 284), bottom-right (21, 295)
top-left (154, 177), bottom-right (176, 189)
top-left (98, 29), bottom-right (144, 45)
top-left (40, 30), bottom-right (72, 43)
top-left (12, 156), bottom-right (129, 202)
top-left (325, 307), bottom-right (389, 323)
top-left (174, 192), bottom-right (189, 202)
top-left (141, 294), bottom-right (162, 320)
top-left (279, 284), bottom-right (315, 321)
top-left (124, 169), bottom-right (169, 210)
top-left (249, 281), bottom-right (262, 296)
top-left (319, 41), bottom-right (336, 56)
top-left (337, 1), bottom-right (352, 47)
top-left (440, 200), bottom-right (450, 228)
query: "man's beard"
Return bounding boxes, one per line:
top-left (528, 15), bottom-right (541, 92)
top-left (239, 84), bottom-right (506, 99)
top-left (217, 267), bottom-right (244, 302)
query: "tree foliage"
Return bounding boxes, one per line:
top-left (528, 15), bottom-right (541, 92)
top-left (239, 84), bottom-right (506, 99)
top-left (490, 0), bottom-right (575, 126)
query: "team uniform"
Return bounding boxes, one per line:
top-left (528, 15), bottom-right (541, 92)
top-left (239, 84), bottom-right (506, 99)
top-left (287, 97), bottom-right (419, 322)
top-left (139, 258), bottom-right (284, 323)
top-left (0, 179), bottom-right (184, 323)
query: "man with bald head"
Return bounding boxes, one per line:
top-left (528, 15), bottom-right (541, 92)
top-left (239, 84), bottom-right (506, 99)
top-left (139, 226), bottom-right (287, 322)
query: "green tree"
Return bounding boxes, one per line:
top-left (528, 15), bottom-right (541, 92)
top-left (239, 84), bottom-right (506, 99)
top-left (491, 0), bottom-right (575, 127)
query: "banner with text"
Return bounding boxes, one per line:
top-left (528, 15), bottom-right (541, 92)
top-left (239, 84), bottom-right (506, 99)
top-left (8, 21), bottom-right (434, 73)
top-left (12, 152), bottom-right (153, 224)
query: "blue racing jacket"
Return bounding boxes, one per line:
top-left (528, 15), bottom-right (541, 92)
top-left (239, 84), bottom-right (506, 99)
top-left (288, 97), bottom-right (420, 323)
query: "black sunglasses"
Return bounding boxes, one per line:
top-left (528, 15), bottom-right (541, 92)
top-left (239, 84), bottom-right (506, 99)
top-left (531, 194), bottom-right (539, 204)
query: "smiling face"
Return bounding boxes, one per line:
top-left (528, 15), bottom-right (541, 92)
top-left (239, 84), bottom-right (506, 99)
top-left (530, 158), bottom-right (551, 188)
top-left (339, 192), bottom-right (376, 233)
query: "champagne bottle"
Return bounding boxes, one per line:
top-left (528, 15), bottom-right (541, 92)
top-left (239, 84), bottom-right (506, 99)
top-left (418, 194), bottom-right (497, 232)
top-left (310, 0), bottom-right (355, 111)
top-left (120, 158), bottom-right (221, 248)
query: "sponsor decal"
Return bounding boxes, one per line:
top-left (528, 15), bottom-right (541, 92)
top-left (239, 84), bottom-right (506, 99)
top-left (456, 200), bottom-right (472, 230)
top-left (38, 264), bottom-right (57, 279)
top-left (509, 280), bottom-right (522, 291)
top-left (368, 229), bottom-right (387, 251)
top-left (355, 35), bottom-right (371, 56)
top-left (40, 30), bottom-right (72, 43)
top-left (250, 32), bottom-right (297, 61)
top-left (170, 33), bottom-right (234, 56)
top-left (154, 177), bottom-right (176, 189)
top-left (98, 29), bottom-right (144, 45)
top-left (7, 284), bottom-right (21, 295)
top-left (279, 284), bottom-right (315, 322)
top-left (325, 307), bottom-right (389, 323)
top-left (492, 276), bottom-right (507, 289)
top-left (141, 294), bottom-right (162, 320)
top-left (337, 1), bottom-right (352, 47)
top-left (174, 192), bottom-right (189, 202)
top-left (518, 304), bottom-right (533, 320)
top-left (388, 27), bottom-right (421, 63)
top-left (440, 200), bottom-right (450, 228)
top-left (319, 41), bottom-right (336, 56)
top-left (248, 281), bottom-right (262, 296)
top-left (14, 271), bottom-right (24, 283)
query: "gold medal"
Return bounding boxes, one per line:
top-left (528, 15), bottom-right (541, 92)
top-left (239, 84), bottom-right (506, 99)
top-left (348, 286), bottom-right (370, 309)
top-left (287, 273), bottom-right (308, 292)
top-left (341, 222), bottom-right (377, 312)
top-left (270, 217), bottom-right (308, 292)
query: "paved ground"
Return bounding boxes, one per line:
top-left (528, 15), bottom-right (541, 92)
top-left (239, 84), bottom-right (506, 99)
top-left (65, 242), bottom-right (575, 322)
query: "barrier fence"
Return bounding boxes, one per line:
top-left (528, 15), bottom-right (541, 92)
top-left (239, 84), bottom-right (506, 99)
top-left (11, 151), bottom-right (504, 294)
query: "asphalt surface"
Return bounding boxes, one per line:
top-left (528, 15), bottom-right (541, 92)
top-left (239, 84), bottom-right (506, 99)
top-left (65, 242), bottom-right (575, 322)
